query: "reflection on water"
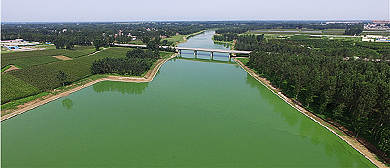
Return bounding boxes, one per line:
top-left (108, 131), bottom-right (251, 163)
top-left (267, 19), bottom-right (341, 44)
top-left (93, 81), bottom-right (149, 95)
top-left (213, 41), bottom-right (232, 48)
top-left (245, 73), bottom-right (371, 167)
top-left (176, 56), bottom-right (234, 64)
top-left (62, 97), bottom-right (73, 109)
top-left (245, 73), bottom-right (299, 127)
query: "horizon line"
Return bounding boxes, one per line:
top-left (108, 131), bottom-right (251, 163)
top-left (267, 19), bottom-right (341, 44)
top-left (1, 19), bottom-right (380, 24)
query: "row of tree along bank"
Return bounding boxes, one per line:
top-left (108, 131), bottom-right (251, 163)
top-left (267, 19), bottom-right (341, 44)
top-left (232, 34), bottom-right (390, 160)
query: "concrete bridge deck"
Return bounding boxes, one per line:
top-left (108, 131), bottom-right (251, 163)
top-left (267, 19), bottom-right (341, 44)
top-left (114, 43), bottom-right (252, 55)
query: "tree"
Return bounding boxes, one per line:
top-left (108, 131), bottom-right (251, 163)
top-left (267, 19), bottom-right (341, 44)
top-left (57, 70), bottom-right (68, 86)
top-left (126, 48), bottom-right (146, 59)
top-left (54, 37), bottom-right (66, 49)
top-left (142, 36), bottom-right (150, 44)
top-left (344, 24), bottom-right (363, 35)
top-left (93, 39), bottom-right (102, 51)
top-left (65, 40), bottom-right (74, 50)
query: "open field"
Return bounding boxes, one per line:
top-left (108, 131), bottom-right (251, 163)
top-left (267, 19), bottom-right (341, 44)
top-left (1, 73), bottom-right (41, 104)
top-left (76, 47), bottom-right (129, 64)
top-left (361, 30), bottom-right (390, 36)
top-left (1, 45), bottom-right (95, 68)
top-left (248, 29), bottom-right (390, 41)
top-left (164, 35), bottom-right (187, 45)
top-left (248, 29), bottom-right (346, 35)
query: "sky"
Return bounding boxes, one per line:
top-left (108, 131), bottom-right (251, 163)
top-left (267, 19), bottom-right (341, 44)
top-left (1, 0), bottom-right (390, 22)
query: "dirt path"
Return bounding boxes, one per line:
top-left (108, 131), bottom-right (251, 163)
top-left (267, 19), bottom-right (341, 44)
top-left (88, 47), bottom-right (107, 56)
top-left (1, 53), bottom-right (178, 122)
top-left (1, 65), bottom-right (20, 74)
top-left (53, 55), bottom-right (72, 60)
top-left (234, 58), bottom-right (388, 168)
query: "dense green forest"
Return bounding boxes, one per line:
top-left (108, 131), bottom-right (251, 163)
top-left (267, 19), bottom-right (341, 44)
top-left (213, 33), bottom-right (238, 42)
top-left (91, 48), bottom-right (159, 76)
top-left (232, 34), bottom-right (390, 157)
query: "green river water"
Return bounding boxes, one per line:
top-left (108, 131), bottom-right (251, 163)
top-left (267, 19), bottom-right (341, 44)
top-left (1, 31), bottom-right (375, 167)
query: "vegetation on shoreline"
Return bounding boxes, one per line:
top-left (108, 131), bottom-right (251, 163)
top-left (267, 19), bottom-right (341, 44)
top-left (1, 74), bottom-right (108, 113)
top-left (91, 48), bottom-right (159, 76)
top-left (232, 35), bottom-right (390, 158)
top-left (1, 45), bottom-right (174, 106)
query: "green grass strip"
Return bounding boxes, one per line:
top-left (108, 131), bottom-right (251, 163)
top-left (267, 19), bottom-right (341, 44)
top-left (1, 65), bottom-right (12, 73)
top-left (1, 92), bottom-right (50, 110)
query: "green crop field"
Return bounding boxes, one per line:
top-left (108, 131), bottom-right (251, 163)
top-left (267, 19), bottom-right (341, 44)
top-left (1, 46), bottom-right (96, 68)
top-left (1, 50), bottom-right (65, 68)
top-left (1, 73), bottom-right (41, 104)
top-left (164, 35), bottom-right (187, 45)
top-left (61, 46), bottom-right (95, 58)
top-left (247, 29), bottom-right (347, 36)
top-left (361, 30), bottom-right (390, 36)
top-left (1, 47), bottom-right (174, 105)
top-left (76, 47), bottom-right (129, 64)
top-left (9, 65), bottom-right (61, 91)
top-left (43, 60), bottom-right (91, 81)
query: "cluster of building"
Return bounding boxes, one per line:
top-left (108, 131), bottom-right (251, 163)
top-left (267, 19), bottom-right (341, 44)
top-left (0, 39), bottom-right (41, 51)
top-left (325, 21), bottom-right (362, 24)
top-left (103, 30), bottom-right (137, 41)
top-left (361, 20), bottom-right (390, 42)
top-left (364, 20), bottom-right (390, 30)
top-left (361, 35), bottom-right (390, 42)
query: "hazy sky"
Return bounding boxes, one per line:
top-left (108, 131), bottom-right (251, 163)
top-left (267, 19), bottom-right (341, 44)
top-left (1, 0), bottom-right (390, 22)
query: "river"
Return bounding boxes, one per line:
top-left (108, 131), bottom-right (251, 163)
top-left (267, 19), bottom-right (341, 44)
top-left (1, 30), bottom-right (375, 167)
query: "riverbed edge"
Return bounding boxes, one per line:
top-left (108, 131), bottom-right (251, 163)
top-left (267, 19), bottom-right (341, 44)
top-left (0, 53), bottom-right (179, 122)
top-left (234, 58), bottom-right (387, 168)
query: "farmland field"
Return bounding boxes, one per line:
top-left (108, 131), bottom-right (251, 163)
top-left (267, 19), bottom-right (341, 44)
top-left (1, 46), bottom-right (96, 68)
top-left (61, 46), bottom-right (96, 58)
top-left (9, 65), bottom-right (61, 91)
top-left (1, 47), bottom-right (173, 105)
top-left (248, 29), bottom-right (346, 36)
top-left (1, 50), bottom-right (63, 68)
top-left (361, 30), bottom-right (390, 36)
top-left (43, 60), bottom-right (91, 81)
top-left (76, 47), bottom-right (129, 64)
top-left (1, 73), bottom-right (41, 104)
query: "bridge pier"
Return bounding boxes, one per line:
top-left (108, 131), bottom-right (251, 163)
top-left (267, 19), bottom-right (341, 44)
top-left (178, 49), bottom-right (181, 55)
top-left (210, 52), bottom-right (213, 60)
top-left (194, 50), bottom-right (197, 58)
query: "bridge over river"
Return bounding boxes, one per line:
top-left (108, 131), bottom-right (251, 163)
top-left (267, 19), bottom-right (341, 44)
top-left (114, 43), bottom-right (252, 59)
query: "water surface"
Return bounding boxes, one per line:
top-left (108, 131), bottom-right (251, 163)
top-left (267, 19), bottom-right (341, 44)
top-left (1, 31), bottom-right (375, 167)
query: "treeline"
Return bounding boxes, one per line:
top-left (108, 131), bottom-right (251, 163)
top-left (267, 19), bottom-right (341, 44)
top-left (234, 35), bottom-right (389, 60)
top-left (1, 22), bottom-right (221, 45)
top-left (234, 34), bottom-right (264, 51)
top-left (91, 48), bottom-right (159, 76)
top-left (216, 27), bottom-right (250, 34)
top-left (215, 22), bottom-right (364, 34)
top-left (292, 39), bottom-right (389, 60)
top-left (243, 39), bottom-right (390, 157)
top-left (344, 24), bottom-right (364, 35)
